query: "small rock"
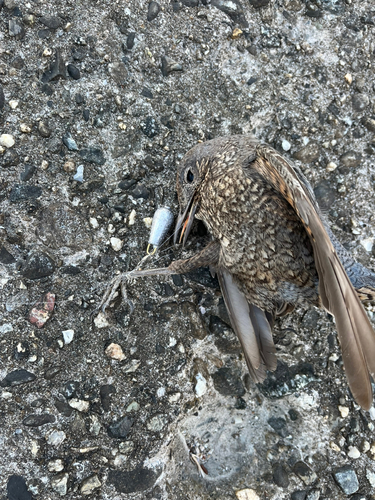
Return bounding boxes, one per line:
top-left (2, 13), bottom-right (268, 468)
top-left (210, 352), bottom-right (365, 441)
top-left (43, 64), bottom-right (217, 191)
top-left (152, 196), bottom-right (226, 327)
top-left (362, 116), bottom-right (375, 133)
top-left (340, 150), bottom-right (361, 169)
top-left (338, 405), bottom-right (349, 418)
top-left (46, 429), bottom-right (66, 446)
top-left (9, 99), bottom-right (18, 109)
top-left (141, 116), bottom-right (160, 138)
top-left (0, 85), bottom-right (4, 109)
top-left (62, 132), bottom-right (78, 151)
top-left (23, 413), bottom-right (55, 427)
top-left (100, 384), bottom-right (116, 411)
top-left (0, 323), bottom-right (13, 334)
top-left (73, 165), bottom-right (84, 182)
top-left (306, 490), bottom-right (320, 500)
top-left (48, 459), bottom-right (64, 472)
top-left (107, 416), bottom-right (133, 439)
top-left (195, 373), bottom-right (207, 397)
top-left (1, 149), bottom-right (19, 168)
top-left (110, 237), bottom-right (123, 252)
top-left (147, 415), bottom-right (166, 432)
top-left (212, 0), bottom-right (248, 27)
top-left (41, 50), bottom-right (66, 83)
top-left (0, 134), bottom-right (15, 148)
top-left (0, 369), bottom-right (36, 387)
top-left (94, 312), bottom-right (110, 329)
top-left (345, 73), bottom-right (353, 84)
top-left (51, 473), bottom-right (69, 496)
top-left (127, 32), bottom-right (136, 49)
top-left (293, 462), bottom-right (317, 485)
top-left (126, 401), bottom-right (140, 412)
top-left (63, 160), bottom-right (75, 173)
top-left (38, 121), bottom-right (52, 138)
top-left (293, 142), bottom-right (320, 163)
top-left (79, 147), bottom-right (105, 165)
top-left (0, 247), bottom-right (16, 264)
top-left (40, 15), bottom-right (61, 29)
top-left (128, 209), bottom-right (136, 225)
top-left (352, 93), bottom-right (369, 112)
top-left (347, 446), bottom-right (360, 459)
top-left (69, 398), bottom-right (90, 412)
top-left (366, 468), bottom-right (375, 488)
top-left (107, 468), bottom-right (158, 494)
top-left (108, 61), bottom-right (128, 85)
top-left (20, 164), bottom-right (36, 181)
top-left (10, 184), bottom-right (42, 202)
top-left (67, 64), bottom-right (80, 80)
top-left (20, 123), bottom-right (32, 133)
top-left (161, 55), bottom-right (183, 77)
top-left (231, 27), bottom-right (243, 39)
top-left (273, 463), bottom-right (289, 488)
top-left (105, 342), bottom-right (126, 361)
top-left (62, 329), bottom-right (74, 344)
top-left (212, 367), bottom-right (245, 397)
top-left (80, 475), bottom-right (101, 496)
top-left (326, 161), bottom-right (337, 172)
top-left (268, 417), bottom-right (288, 438)
top-left (7, 475), bottom-right (32, 500)
top-left (291, 492), bottom-right (307, 500)
top-left (236, 489), bottom-right (260, 500)
top-left (333, 466), bottom-right (359, 495)
top-left (147, 1), bottom-right (161, 21)
top-left (9, 19), bottom-right (25, 39)
top-left (282, 139), bottom-right (291, 151)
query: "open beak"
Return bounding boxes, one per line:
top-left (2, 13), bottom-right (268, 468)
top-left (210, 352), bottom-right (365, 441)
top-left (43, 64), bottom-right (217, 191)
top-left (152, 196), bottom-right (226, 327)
top-left (173, 196), bottom-right (198, 247)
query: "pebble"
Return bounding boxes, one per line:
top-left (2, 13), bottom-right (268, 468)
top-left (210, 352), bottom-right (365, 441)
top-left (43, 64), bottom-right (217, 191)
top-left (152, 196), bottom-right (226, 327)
top-left (62, 329), bottom-right (74, 344)
top-left (338, 405), bottom-right (349, 418)
top-left (147, 415), bottom-right (166, 432)
top-left (110, 237), bottom-right (123, 252)
top-left (90, 217), bottom-right (99, 229)
top-left (41, 50), bottom-right (66, 83)
top-left (105, 342), bottom-right (126, 361)
top-left (40, 15), bottom-right (61, 29)
top-left (67, 64), bottom-right (80, 80)
top-left (48, 458), bottom-right (64, 472)
top-left (107, 467), bottom-right (158, 494)
top-left (282, 139), bottom-right (291, 151)
top-left (79, 147), bottom-right (105, 165)
top-left (46, 430), bottom-right (66, 446)
top-left (62, 132), bottom-right (78, 151)
top-left (362, 116), bottom-right (375, 133)
top-left (345, 73), bottom-right (353, 84)
top-left (127, 401), bottom-right (140, 412)
top-left (273, 463), bottom-right (289, 488)
top-left (352, 93), bottom-right (369, 112)
top-left (107, 416), bottom-right (133, 438)
top-left (51, 473), bottom-right (69, 496)
top-left (143, 217), bottom-right (153, 229)
top-left (160, 56), bottom-right (183, 77)
top-left (7, 475), bottom-right (33, 500)
top-left (211, 0), bottom-right (248, 27)
top-left (100, 384), bottom-right (116, 411)
top-left (231, 27), bottom-right (243, 39)
top-left (306, 490), bottom-right (320, 500)
top-left (293, 142), bottom-right (320, 163)
top-left (147, 1), bottom-right (161, 21)
top-left (333, 466), bottom-right (359, 494)
top-left (9, 99), bottom-right (18, 109)
top-left (347, 446), bottom-right (360, 459)
top-left (10, 184), bottom-right (42, 202)
top-left (80, 475), bottom-right (101, 495)
top-left (63, 160), bottom-right (75, 173)
top-left (94, 312), bottom-right (110, 328)
top-left (0, 247), bottom-right (15, 264)
top-left (195, 373), bottom-right (207, 397)
top-left (268, 417), bottom-right (288, 438)
top-left (38, 120), bottom-right (52, 137)
top-left (293, 462), bottom-right (317, 485)
top-left (28, 292), bottom-right (55, 328)
top-left (0, 134), bottom-right (15, 148)
top-left (0, 369), bottom-right (36, 387)
top-left (141, 116), bottom-right (160, 138)
top-left (0, 323), bottom-right (13, 334)
top-left (128, 209), bottom-right (136, 226)
top-left (0, 85), bottom-right (4, 110)
top-left (360, 238), bottom-right (374, 252)
top-left (326, 161), bottom-right (337, 172)
top-left (9, 19), bottom-right (25, 39)
top-left (236, 489), bottom-right (260, 500)
top-left (20, 123), bottom-right (32, 133)
top-left (69, 398), bottom-right (90, 412)
top-left (23, 413), bottom-right (55, 427)
top-left (14, 341), bottom-right (29, 360)
top-left (73, 165), bottom-right (84, 182)
top-left (340, 151), bottom-right (361, 169)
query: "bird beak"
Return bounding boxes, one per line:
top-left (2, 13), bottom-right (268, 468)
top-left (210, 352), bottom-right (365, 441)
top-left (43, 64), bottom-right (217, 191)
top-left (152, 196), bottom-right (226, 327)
top-left (173, 195), bottom-right (198, 247)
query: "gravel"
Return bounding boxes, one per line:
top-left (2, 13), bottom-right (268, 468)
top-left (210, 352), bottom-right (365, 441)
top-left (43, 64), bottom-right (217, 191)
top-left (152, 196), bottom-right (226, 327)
top-left (1, 0), bottom-right (375, 498)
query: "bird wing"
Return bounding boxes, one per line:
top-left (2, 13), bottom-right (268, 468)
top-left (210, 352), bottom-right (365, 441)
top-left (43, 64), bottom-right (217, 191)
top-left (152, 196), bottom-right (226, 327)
top-left (251, 143), bottom-right (375, 410)
top-left (217, 269), bottom-right (277, 383)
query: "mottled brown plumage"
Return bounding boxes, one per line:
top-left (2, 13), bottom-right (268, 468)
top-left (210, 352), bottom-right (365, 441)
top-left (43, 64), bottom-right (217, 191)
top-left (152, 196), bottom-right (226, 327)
top-left (100, 135), bottom-right (375, 410)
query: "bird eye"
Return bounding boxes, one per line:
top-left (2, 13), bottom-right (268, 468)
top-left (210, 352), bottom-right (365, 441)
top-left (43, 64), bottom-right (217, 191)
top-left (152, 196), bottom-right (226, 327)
top-left (186, 169), bottom-right (194, 183)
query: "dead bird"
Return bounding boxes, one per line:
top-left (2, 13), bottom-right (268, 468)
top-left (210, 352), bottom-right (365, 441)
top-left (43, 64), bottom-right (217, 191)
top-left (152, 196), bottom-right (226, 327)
top-left (100, 135), bottom-right (375, 410)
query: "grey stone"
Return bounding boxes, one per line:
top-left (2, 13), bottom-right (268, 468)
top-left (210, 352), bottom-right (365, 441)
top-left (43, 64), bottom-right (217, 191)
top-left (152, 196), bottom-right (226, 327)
top-left (352, 93), bottom-right (369, 112)
top-left (161, 56), bottom-right (183, 76)
top-left (362, 116), bottom-right (375, 133)
top-left (340, 150), bottom-right (361, 169)
top-left (273, 463), bottom-right (289, 488)
top-left (333, 466), bottom-right (359, 495)
top-left (1, 369), bottom-right (36, 387)
top-left (40, 15), bottom-right (61, 29)
top-left (107, 416), bottom-right (133, 439)
top-left (9, 19), bottom-right (25, 39)
top-left (9, 185), bottom-right (42, 202)
top-left (20, 251), bottom-right (56, 279)
top-left (79, 147), bottom-right (106, 165)
top-left (41, 50), bottom-right (66, 82)
top-left (7, 475), bottom-right (33, 500)
top-left (147, 1), bottom-right (161, 21)
top-left (293, 462), bottom-right (317, 485)
top-left (23, 413), bottom-right (55, 427)
top-left (293, 142), bottom-right (321, 163)
top-left (62, 132), bottom-right (78, 151)
top-left (212, 367), bottom-right (245, 397)
top-left (107, 468), bottom-right (159, 494)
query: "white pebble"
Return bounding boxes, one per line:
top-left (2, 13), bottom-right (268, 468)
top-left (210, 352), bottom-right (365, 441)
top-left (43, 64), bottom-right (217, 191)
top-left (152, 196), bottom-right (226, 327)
top-left (338, 405), bottom-right (349, 418)
top-left (195, 373), bottom-right (207, 397)
top-left (41, 160), bottom-right (48, 170)
top-left (366, 469), bottom-right (375, 488)
top-left (62, 329), bottom-right (74, 345)
top-left (236, 489), bottom-right (260, 500)
top-left (89, 217), bottom-right (99, 229)
top-left (73, 165), bottom-right (84, 182)
top-left (9, 100), bottom-right (18, 109)
top-left (48, 458), bottom-right (64, 472)
top-left (143, 217), bottom-right (153, 229)
top-left (169, 392), bottom-right (181, 403)
top-left (69, 398), bottom-right (90, 412)
top-left (347, 446), bottom-right (360, 459)
top-left (20, 123), bottom-right (32, 133)
top-left (110, 237), bottom-right (123, 252)
top-left (345, 73), bottom-right (353, 84)
top-left (128, 209), bottom-right (136, 226)
top-left (0, 134), bottom-right (15, 148)
top-left (94, 312), bottom-right (110, 329)
top-left (105, 342), bottom-right (125, 361)
top-left (43, 47), bottom-right (52, 56)
top-left (360, 238), bottom-right (374, 253)
top-left (47, 430), bottom-right (66, 446)
top-left (0, 323), bottom-right (13, 334)
top-left (369, 406), bottom-right (375, 420)
top-left (282, 139), bottom-right (291, 151)
top-left (157, 387), bottom-right (166, 397)
top-left (326, 162), bottom-right (337, 172)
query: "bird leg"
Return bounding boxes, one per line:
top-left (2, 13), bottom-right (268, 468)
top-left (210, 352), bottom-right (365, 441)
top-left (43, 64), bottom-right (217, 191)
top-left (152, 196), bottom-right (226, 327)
top-left (96, 241), bottom-right (220, 313)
